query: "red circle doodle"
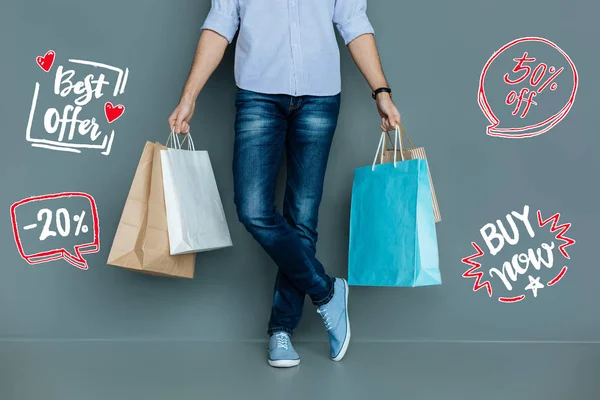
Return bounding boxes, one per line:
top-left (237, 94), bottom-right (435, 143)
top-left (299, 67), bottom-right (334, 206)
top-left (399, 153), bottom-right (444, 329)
top-left (477, 37), bottom-right (578, 139)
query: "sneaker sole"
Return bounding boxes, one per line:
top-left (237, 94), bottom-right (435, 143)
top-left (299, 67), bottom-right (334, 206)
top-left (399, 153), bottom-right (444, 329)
top-left (332, 278), bottom-right (351, 362)
top-left (268, 358), bottom-right (301, 368)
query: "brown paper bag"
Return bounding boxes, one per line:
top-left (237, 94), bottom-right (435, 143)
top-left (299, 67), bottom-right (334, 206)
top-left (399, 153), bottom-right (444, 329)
top-left (379, 124), bottom-right (442, 223)
top-left (107, 141), bottom-right (196, 278)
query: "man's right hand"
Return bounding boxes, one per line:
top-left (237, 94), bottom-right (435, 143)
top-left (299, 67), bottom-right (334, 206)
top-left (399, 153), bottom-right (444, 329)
top-left (168, 100), bottom-right (196, 134)
top-left (167, 29), bottom-right (230, 134)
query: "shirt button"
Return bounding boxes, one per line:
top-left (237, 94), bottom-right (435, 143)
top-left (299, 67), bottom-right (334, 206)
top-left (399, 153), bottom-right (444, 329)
top-left (292, 22), bottom-right (297, 27)
top-left (293, 44), bottom-right (298, 47)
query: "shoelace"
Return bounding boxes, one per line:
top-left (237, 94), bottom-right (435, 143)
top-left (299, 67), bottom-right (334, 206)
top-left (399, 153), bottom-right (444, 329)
top-left (317, 308), bottom-right (333, 331)
top-left (275, 333), bottom-right (289, 350)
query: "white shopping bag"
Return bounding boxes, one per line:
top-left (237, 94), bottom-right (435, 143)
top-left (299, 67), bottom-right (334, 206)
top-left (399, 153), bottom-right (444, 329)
top-left (160, 131), bottom-right (233, 255)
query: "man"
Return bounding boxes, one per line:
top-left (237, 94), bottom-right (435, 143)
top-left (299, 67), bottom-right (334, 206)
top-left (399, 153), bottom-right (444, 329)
top-left (168, 0), bottom-right (400, 368)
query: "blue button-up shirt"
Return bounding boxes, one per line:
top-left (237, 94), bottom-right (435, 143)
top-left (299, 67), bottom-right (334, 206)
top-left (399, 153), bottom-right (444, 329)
top-left (200, 0), bottom-right (375, 96)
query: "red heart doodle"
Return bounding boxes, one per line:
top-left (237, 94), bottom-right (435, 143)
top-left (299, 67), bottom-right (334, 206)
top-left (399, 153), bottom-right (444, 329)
top-left (36, 50), bottom-right (55, 72)
top-left (105, 102), bottom-right (125, 123)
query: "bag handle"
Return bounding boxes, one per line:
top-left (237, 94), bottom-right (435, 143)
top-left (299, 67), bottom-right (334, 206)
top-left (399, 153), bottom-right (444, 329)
top-left (166, 128), bottom-right (180, 149)
top-left (166, 129), bottom-right (195, 151)
top-left (371, 125), bottom-right (403, 171)
top-left (179, 132), bottom-right (196, 151)
top-left (383, 120), bottom-right (415, 154)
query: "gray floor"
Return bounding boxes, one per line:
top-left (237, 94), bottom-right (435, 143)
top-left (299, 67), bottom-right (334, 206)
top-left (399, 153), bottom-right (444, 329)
top-left (1, 341), bottom-right (598, 400)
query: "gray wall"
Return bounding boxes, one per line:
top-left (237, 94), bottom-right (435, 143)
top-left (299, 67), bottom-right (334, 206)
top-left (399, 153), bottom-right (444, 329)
top-left (1, 0), bottom-right (598, 346)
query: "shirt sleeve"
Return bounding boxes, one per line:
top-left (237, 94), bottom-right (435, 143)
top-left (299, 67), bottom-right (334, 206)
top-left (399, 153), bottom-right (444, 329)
top-left (333, 0), bottom-right (375, 45)
top-left (200, 0), bottom-right (240, 44)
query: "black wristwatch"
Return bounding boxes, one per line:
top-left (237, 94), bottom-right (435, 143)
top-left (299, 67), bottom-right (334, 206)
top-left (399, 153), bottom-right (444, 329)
top-left (372, 87), bottom-right (392, 100)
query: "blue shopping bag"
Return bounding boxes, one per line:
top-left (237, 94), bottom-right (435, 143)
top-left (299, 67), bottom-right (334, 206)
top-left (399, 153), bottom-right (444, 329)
top-left (348, 127), bottom-right (441, 287)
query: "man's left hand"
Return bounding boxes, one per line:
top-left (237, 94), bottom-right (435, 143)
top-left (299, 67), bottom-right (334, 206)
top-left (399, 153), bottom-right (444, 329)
top-left (376, 93), bottom-right (401, 131)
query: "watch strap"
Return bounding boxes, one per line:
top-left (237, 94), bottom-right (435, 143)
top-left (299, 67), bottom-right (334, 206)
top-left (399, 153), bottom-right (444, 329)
top-left (372, 87), bottom-right (392, 100)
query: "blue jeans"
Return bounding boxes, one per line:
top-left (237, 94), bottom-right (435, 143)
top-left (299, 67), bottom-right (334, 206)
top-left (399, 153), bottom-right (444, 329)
top-left (233, 88), bottom-right (341, 336)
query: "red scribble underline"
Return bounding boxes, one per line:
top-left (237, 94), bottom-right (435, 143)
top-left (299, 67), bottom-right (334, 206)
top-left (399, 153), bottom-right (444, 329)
top-left (547, 266), bottom-right (568, 286)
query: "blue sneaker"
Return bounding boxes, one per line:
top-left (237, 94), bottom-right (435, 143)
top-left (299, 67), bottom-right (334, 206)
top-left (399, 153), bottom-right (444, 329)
top-left (268, 332), bottom-right (300, 368)
top-left (317, 277), bottom-right (351, 361)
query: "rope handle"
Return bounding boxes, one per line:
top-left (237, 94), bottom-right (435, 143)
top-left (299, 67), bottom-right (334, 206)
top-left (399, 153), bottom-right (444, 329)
top-left (372, 125), bottom-right (403, 171)
top-left (382, 120), bottom-right (415, 155)
top-left (166, 128), bottom-right (196, 151)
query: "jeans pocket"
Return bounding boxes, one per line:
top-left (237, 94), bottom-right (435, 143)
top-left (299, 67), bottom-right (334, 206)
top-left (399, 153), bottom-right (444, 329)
top-left (235, 88), bottom-right (259, 107)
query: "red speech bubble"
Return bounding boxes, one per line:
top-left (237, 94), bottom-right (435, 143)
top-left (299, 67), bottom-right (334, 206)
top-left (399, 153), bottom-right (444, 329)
top-left (10, 192), bottom-right (100, 270)
top-left (478, 37), bottom-right (578, 138)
